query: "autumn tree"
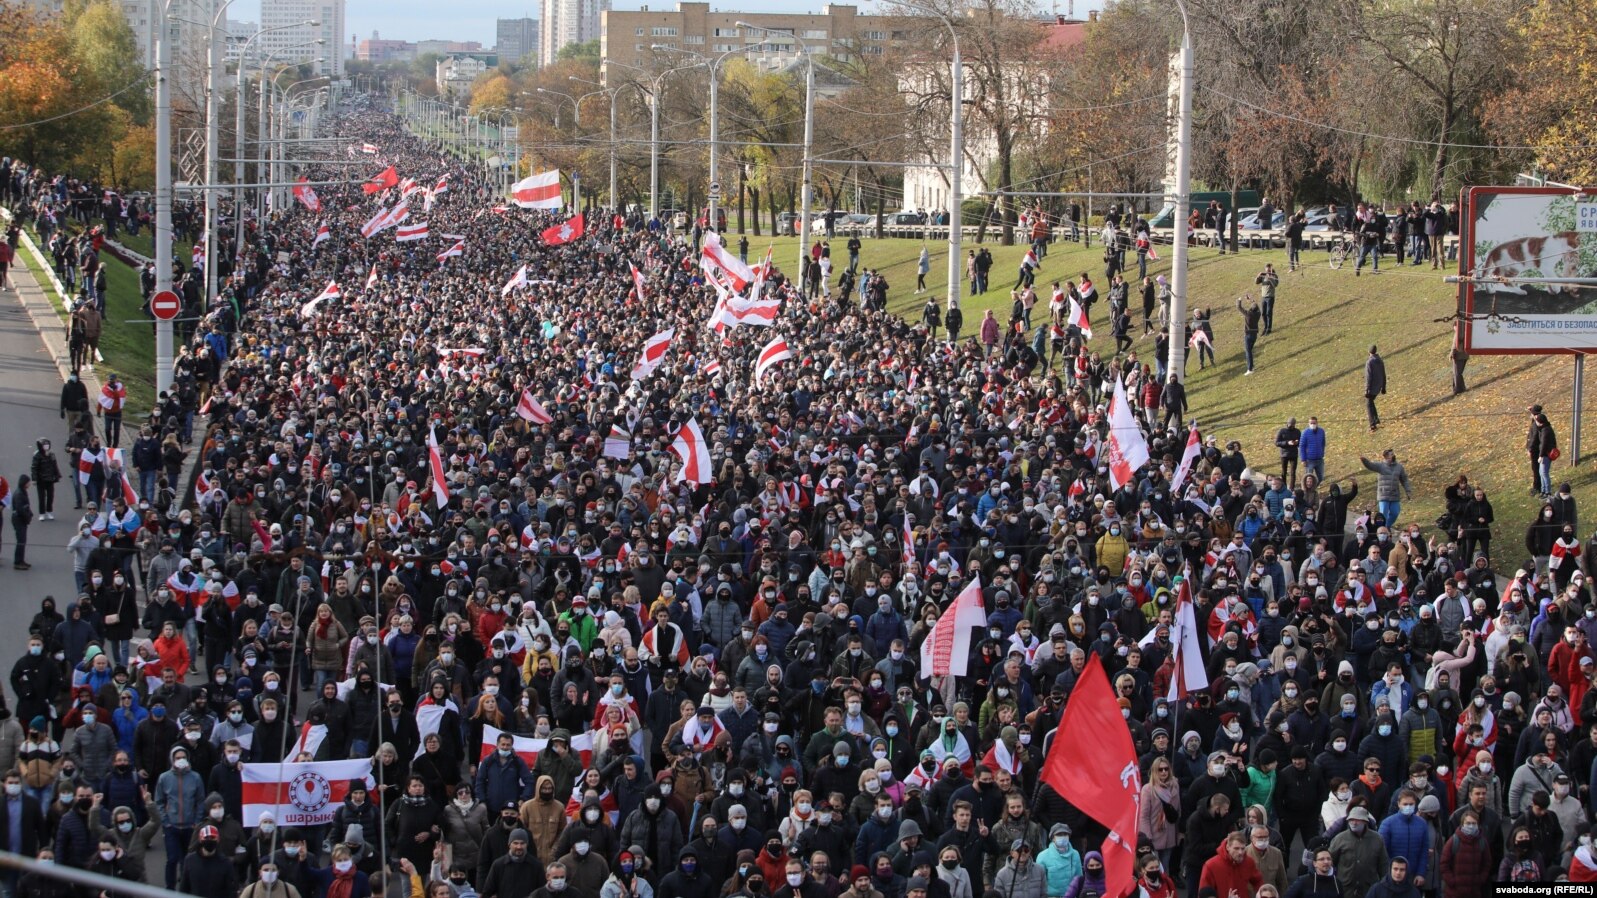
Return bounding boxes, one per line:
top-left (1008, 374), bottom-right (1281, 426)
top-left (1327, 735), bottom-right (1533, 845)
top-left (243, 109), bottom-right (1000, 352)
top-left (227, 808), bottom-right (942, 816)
top-left (1485, 0), bottom-right (1597, 185)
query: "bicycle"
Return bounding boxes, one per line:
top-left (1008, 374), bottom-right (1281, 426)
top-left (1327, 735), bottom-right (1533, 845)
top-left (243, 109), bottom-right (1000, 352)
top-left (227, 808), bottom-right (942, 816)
top-left (1328, 234), bottom-right (1353, 269)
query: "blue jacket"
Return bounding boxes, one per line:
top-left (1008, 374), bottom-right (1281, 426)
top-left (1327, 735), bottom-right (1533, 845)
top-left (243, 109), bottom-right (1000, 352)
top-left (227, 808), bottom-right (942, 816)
top-left (1377, 813), bottom-right (1430, 880)
top-left (853, 813), bottom-right (898, 867)
top-left (112, 697), bottom-right (147, 752)
top-left (1299, 426), bottom-right (1326, 462)
top-left (154, 767), bottom-right (205, 827)
top-left (473, 752), bottom-right (535, 812)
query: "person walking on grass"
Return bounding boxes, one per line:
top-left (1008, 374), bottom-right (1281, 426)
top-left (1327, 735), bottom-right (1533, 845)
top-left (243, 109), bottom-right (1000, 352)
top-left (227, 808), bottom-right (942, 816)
top-left (1361, 449), bottom-right (1413, 527)
top-left (945, 302), bottom-right (963, 345)
top-left (917, 246), bottom-right (929, 293)
top-left (1365, 346), bottom-right (1387, 431)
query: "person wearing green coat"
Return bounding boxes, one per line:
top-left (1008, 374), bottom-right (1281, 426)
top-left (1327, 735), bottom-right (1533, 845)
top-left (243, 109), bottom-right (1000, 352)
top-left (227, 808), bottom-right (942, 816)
top-left (1241, 750), bottom-right (1278, 811)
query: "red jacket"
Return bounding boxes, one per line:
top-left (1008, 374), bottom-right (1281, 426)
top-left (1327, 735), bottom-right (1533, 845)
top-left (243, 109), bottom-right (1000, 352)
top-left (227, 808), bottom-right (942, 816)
top-left (1198, 843), bottom-right (1262, 898)
top-left (1440, 830), bottom-right (1494, 898)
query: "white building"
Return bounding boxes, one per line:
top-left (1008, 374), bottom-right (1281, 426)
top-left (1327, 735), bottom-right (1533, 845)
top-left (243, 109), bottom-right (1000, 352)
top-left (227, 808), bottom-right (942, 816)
top-left (118, 0), bottom-right (220, 110)
top-left (225, 19), bottom-right (258, 62)
top-left (259, 0), bottom-right (347, 77)
top-left (540, 0), bottom-right (607, 67)
top-left (436, 56), bottom-right (487, 99)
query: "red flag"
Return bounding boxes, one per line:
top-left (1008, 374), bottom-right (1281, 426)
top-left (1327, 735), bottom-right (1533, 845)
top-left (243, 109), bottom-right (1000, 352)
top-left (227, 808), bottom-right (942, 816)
top-left (362, 165), bottom-right (398, 194)
top-left (629, 263), bottom-right (647, 304)
top-left (540, 213), bottom-right (585, 246)
top-left (293, 178), bottom-right (321, 212)
top-left (427, 428), bottom-right (449, 509)
top-left (1040, 655), bottom-right (1140, 898)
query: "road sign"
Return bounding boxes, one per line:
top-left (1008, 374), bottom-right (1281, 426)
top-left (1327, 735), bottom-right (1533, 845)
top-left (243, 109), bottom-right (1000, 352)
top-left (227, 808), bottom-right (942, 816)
top-left (709, 181), bottom-right (722, 199)
top-left (151, 290), bottom-right (181, 321)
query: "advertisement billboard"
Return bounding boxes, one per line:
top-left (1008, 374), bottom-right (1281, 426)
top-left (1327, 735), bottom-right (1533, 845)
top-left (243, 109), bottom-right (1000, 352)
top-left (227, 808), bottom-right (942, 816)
top-left (1461, 186), bottom-right (1597, 354)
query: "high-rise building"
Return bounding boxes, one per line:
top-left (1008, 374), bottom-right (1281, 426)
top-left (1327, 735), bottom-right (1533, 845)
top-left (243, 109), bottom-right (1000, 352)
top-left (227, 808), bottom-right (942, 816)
top-left (540, 0), bottom-right (607, 67)
top-left (258, 0), bottom-right (347, 77)
top-left (496, 17), bottom-right (540, 66)
top-left (599, 2), bottom-right (894, 80)
top-left (117, 0), bottom-right (219, 109)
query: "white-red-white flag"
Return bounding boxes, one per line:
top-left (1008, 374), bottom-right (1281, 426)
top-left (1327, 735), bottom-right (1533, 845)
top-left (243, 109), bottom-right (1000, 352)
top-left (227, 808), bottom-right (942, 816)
top-left (1104, 378), bottom-right (1150, 490)
top-left (300, 282), bottom-right (340, 317)
top-left (629, 263), bottom-right (647, 304)
top-left (1068, 297), bottom-right (1093, 339)
top-left (631, 328), bottom-right (675, 380)
top-left (516, 389), bottom-right (552, 424)
top-left (603, 425), bottom-right (632, 460)
top-left (511, 170), bottom-right (562, 209)
top-left (671, 417), bottom-right (714, 485)
top-left (700, 231), bottom-right (755, 291)
top-left (360, 143), bottom-right (379, 155)
top-left (312, 222), bottom-right (330, 249)
top-left (1166, 570), bottom-right (1210, 700)
top-left (1170, 425), bottom-right (1203, 494)
top-left (436, 239), bottom-right (464, 264)
top-left (427, 427), bottom-right (449, 509)
top-left (242, 758), bottom-right (373, 827)
top-left (395, 221), bottom-right (429, 242)
top-left (502, 264), bottom-right (528, 296)
top-left (919, 576), bottom-right (987, 677)
top-left (754, 335), bottom-right (793, 386)
top-left (365, 264), bottom-right (379, 291)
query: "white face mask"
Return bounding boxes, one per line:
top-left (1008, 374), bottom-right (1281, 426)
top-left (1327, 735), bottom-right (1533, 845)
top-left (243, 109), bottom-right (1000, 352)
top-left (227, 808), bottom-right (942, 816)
top-left (261, 872), bottom-right (279, 884)
top-left (100, 849), bottom-right (117, 861)
top-left (334, 861), bottom-right (353, 874)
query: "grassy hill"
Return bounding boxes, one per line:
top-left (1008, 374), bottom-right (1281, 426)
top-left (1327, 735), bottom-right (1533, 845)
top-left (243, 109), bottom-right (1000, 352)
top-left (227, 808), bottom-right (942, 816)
top-left (754, 231), bottom-right (1578, 553)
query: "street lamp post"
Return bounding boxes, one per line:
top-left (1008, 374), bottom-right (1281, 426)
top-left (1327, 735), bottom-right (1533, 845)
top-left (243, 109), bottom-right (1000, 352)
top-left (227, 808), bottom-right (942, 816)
top-left (1166, 0), bottom-right (1195, 383)
top-left (653, 40), bottom-right (782, 234)
top-left (895, 2), bottom-right (963, 317)
top-left (235, 26), bottom-right (321, 250)
top-left (570, 76), bottom-right (621, 212)
top-left (153, 3), bottom-right (175, 394)
top-left (738, 22), bottom-right (814, 273)
top-left (606, 60), bottom-right (705, 223)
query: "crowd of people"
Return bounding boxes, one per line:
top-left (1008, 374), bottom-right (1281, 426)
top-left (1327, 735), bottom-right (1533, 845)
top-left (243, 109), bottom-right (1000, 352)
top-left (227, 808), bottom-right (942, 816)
top-left (0, 100), bottom-right (1587, 898)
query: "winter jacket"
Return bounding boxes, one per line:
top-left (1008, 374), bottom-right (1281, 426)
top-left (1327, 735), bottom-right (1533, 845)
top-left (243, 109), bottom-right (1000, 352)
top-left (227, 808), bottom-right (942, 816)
top-left (992, 859), bottom-right (1047, 898)
top-left (1197, 843), bottom-right (1262, 898)
top-left (1360, 458), bottom-right (1412, 504)
top-left (154, 764), bottom-right (204, 827)
top-left (67, 720), bottom-right (118, 782)
top-left (518, 778), bottom-right (567, 861)
top-left (1377, 813), bottom-right (1431, 880)
top-left (1283, 871), bottom-right (1340, 898)
top-left (1298, 427), bottom-right (1325, 463)
top-left (1440, 830), bottom-right (1494, 898)
top-left (1327, 828), bottom-right (1388, 898)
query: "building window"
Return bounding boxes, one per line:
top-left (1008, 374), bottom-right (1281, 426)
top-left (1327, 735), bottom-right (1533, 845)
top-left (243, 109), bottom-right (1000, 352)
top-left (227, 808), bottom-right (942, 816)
top-left (864, 30), bottom-right (886, 41)
top-left (713, 27), bottom-right (739, 37)
top-left (803, 29), bottom-right (827, 39)
top-left (713, 43), bottom-right (737, 52)
top-left (684, 35), bottom-right (703, 44)
top-left (635, 27), bottom-right (644, 36)
top-left (650, 27), bottom-right (678, 37)
top-left (863, 45), bottom-right (883, 55)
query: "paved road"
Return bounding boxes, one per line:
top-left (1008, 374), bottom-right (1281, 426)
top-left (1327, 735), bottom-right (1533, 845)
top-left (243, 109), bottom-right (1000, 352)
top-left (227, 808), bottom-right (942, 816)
top-left (0, 260), bottom-right (89, 664)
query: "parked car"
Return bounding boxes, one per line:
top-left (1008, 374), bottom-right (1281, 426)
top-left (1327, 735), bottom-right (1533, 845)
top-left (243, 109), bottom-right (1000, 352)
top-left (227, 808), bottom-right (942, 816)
top-left (1236, 209), bottom-right (1285, 230)
top-left (888, 211), bottom-right (927, 226)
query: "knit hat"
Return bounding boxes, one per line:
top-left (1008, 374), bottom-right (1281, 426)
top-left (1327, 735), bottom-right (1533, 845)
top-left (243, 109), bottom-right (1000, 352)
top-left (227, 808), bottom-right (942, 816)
top-left (851, 865), bottom-right (869, 881)
top-left (509, 828), bottom-right (529, 844)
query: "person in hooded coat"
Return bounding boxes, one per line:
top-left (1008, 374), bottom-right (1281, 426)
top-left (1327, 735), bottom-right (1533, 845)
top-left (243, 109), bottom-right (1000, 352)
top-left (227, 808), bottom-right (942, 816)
top-left (619, 784), bottom-right (684, 875)
top-left (554, 795), bottom-right (621, 863)
top-left (481, 828), bottom-right (545, 898)
top-left (658, 845), bottom-right (718, 898)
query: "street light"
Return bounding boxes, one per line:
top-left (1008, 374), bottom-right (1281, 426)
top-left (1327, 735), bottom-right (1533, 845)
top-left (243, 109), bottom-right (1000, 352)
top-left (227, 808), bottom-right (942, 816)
top-left (256, 45), bottom-right (321, 219)
top-left (652, 39), bottom-right (783, 234)
top-left (235, 27), bottom-right (321, 250)
top-left (570, 76), bottom-right (621, 212)
top-left (1166, 0), bottom-right (1195, 383)
top-left (738, 21), bottom-right (814, 273)
top-left (893, 3), bottom-right (963, 318)
top-left (605, 59), bottom-right (706, 222)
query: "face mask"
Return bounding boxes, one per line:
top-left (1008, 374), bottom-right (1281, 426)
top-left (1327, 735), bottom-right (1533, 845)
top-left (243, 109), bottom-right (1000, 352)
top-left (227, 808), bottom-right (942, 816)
top-left (100, 849), bottom-right (117, 862)
top-left (225, 752), bottom-right (241, 764)
top-left (211, 808), bottom-right (226, 820)
top-left (173, 759), bottom-right (190, 771)
top-left (333, 861), bottom-right (353, 874)
top-left (1378, 724), bottom-right (1392, 737)
top-left (584, 810), bottom-right (600, 824)
top-left (117, 820), bottom-right (133, 832)
top-left (260, 871), bottom-right (279, 885)
top-left (787, 874), bottom-right (805, 887)
top-left (547, 879), bottom-right (567, 892)
top-left (836, 756), bottom-right (850, 767)
top-left (575, 842), bottom-right (591, 856)
top-left (285, 846), bottom-right (301, 858)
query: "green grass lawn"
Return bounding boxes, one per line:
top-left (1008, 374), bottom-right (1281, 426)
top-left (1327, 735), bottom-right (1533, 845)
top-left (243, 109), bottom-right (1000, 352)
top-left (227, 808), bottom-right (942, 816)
top-left (116, 229), bottom-right (194, 263)
top-left (13, 221), bottom-right (158, 414)
top-left (749, 231), bottom-right (1571, 551)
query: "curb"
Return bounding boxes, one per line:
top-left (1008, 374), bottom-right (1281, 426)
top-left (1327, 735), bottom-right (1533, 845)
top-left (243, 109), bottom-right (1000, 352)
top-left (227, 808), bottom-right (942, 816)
top-left (1, 206), bottom-right (104, 397)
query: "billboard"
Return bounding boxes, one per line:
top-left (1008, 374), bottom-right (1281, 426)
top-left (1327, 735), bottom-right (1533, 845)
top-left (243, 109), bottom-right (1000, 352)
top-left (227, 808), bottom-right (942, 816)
top-left (1461, 186), bottom-right (1597, 354)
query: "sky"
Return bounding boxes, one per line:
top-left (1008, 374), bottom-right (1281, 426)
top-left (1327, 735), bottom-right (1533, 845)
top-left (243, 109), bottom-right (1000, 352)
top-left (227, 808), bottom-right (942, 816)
top-left (241, 0), bottom-right (1109, 52)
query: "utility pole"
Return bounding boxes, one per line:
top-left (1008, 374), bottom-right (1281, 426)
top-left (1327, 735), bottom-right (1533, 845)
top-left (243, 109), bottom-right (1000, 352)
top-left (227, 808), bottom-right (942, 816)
top-left (1165, 6), bottom-right (1195, 383)
top-left (154, 11), bottom-right (174, 395)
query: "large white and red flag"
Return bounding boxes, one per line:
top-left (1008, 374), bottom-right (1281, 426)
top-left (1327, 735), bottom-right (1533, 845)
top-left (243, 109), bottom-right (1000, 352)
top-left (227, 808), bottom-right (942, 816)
top-left (516, 389), bottom-right (552, 425)
top-left (436, 239), bottom-right (464, 264)
top-left (427, 427), bottom-right (449, 509)
top-left (709, 294), bottom-right (781, 331)
top-left (1068, 296), bottom-right (1092, 339)
top-left (1104, 377), bottom-right (1150, 490)
top-left (603, 425), bottom-right (632, 460)
top-left (365, 265), bottom-right (379, 291)
top-left (511, 170), bottom-right (562, 209)
top-left (502, 264), bottom-right (528, 296)
top-left (1170, 425), bottom-right (1203, 494)
top-left (242, 758), bottom-right (374, 827)
top-left (291, 720), bottom-right (327, 758)
top-left (541, 213), bottom-right (584, 246)
top-left (360, 143), bottom-right (379, 155)
top-left (1039, 655), bottom-right (1140, 898)
top-left (312, 223), bottom-right (330, 249)
top-left (413, 695), bottom-right (461, 760)
top-left (395, 221), bottom-right (429, 242)
top-left (479, 725), bottom-right (593, 768)
top-left (919, 576), bottom-right (987, 677)
top-left (754, 335), bottom-right (793, 386)
top-left (631, 328), bottom-right (675, 380)
top-left (292, 178), bottom-right (321, 212)
top-left (670, 417), bottom-right (714, 485)
top-left (300, 282), bottom-right (340, 318)
top-left (700, 231), bottom-right (755, 291)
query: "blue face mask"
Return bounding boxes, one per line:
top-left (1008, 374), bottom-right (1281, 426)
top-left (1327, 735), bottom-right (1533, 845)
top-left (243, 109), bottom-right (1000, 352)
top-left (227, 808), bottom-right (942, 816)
top-left (681, 861), bottom-right (697, 875)
top-left (620, 863), bottom-right (634, 875)
top-left (151, 707), bottom-right (166, 719)
top-left (1398, 804), bottom-right (1415, 816)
